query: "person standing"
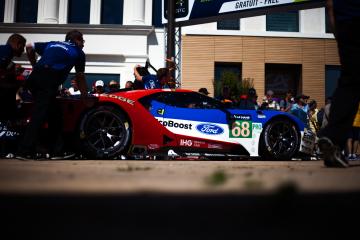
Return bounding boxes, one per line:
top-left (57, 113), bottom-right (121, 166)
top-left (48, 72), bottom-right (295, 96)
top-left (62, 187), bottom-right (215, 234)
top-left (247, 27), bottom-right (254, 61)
top-left (17, 30), bottom-right (88, 160)
top-left (68, 78), bottom-right (81, 95)
top-left (0, 34), bottom-right (26, 122)
top-left (280, 90), bottom-right (294, 112)
top-left (317, 0), bottom-right (360, 167)
top-left (133, 65), bottom-right (170, 89)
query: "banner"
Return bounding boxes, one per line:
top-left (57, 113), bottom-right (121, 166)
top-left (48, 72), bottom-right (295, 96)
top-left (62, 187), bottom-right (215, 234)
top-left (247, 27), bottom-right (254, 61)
top-left (162, 0), bottom-right (325, 26)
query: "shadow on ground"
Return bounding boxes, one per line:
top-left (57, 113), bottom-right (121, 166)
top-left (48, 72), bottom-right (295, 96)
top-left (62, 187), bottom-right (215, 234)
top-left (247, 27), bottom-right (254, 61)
top-left (1, 186), bottom-right (360, 240)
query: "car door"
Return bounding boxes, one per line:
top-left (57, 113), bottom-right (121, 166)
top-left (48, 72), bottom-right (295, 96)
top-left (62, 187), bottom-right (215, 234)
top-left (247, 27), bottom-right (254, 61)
top-left (160, 92), bottom-right (230, 142)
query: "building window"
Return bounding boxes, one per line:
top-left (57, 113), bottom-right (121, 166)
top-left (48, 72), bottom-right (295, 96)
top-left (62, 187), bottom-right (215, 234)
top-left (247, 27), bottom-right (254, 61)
top-left (266, 11), bottom-right (299, 32)
top-left (101, 0), bottom-right (123, 24)
top-left (214, 63), bottom-right (242, 100)
top-left (265, 64), bottom-right (301, 98)
top-left (16, 0), bottom-right (38, 23)
top-left (152, 0), bottom-right (163, 28)
top-left (68, 0), bottom-right (90, 24)
top-left (325, 65), bottom-right (340, 99)
top-left (217, 19), bottom-right (240, 30)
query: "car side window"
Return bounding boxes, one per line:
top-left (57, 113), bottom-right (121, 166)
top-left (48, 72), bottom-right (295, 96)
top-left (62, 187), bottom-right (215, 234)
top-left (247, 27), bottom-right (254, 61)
top-left (164, 92), bottom-right (222, 109)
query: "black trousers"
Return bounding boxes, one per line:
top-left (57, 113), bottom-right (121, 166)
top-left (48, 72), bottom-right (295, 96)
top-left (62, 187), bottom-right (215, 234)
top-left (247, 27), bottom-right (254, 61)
top-left (0, 88), bottom-right (16, 121)
top-left (18, 68), bottom-right (65, 155)
top-left (318, 18), bottom-right (360, 148)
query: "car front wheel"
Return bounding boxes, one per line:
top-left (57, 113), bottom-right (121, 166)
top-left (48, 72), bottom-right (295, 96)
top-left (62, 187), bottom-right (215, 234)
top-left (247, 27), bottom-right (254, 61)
top-left (79, 106), bottom-right (131, 159)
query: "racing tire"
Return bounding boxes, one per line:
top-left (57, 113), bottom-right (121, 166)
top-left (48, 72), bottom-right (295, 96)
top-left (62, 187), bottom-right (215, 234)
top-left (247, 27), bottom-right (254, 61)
top-left (79, 106), bottom-right (131, 159)
top-left (259, 118), bottom-right (300, 160)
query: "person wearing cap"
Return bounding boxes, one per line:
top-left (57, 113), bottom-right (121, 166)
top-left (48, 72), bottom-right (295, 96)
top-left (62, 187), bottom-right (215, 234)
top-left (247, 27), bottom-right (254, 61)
top-left (238, 88), bottom-right (259, 110)
top-left (108, 80), bottom-right (120, 92)
top-left (93, 80), bottom-right (104, 94)
top-left (198, 88), bottom-right (210, 96)
top-left (16, 30), bottom-right (89, 160)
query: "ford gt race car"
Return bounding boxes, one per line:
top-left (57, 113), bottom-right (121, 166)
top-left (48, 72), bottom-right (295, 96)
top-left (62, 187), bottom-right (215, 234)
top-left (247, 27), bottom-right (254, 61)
top-left (0, 89), bottom-right (315, 160)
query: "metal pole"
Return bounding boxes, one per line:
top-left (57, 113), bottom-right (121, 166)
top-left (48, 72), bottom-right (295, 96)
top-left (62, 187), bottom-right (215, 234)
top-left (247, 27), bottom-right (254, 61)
top-left (166, 0), bottom-right (176, 74)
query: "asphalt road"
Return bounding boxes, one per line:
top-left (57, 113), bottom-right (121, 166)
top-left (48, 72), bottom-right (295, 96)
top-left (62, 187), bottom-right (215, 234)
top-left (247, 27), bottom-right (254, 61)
top-left (1, 158), bottom-right (360, 239)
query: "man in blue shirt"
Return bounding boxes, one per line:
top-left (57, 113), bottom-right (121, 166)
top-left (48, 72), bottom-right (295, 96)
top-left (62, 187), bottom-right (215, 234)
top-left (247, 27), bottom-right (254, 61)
top-left (318, 0), bottom-right (360, 167)
top-left (17, 30), bottom-right (88, 160)
top-left (0, 34), bottom-right (26, 121)
top-left (133, 64), bottom-right (170, 89)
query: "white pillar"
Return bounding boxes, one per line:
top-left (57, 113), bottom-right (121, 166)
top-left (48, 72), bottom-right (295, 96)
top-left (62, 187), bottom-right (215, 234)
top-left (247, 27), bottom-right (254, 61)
top-left (38, 0), bottom-right (59, 24)
top-left (4, 0), bottom-right (15, 23)
top-left (90, 0), bottom-right (101, 24)
top-left (124, 0), bottom-right (150, 25)
top-left (58, 0), bottom-right (68, 24)
top-left (132, 0), bottom-right (145, 24)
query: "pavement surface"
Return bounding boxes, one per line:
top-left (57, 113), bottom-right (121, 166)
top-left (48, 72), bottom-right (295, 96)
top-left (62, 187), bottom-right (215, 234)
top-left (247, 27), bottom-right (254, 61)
top-left (1, 158), bottom-right (360, 239)
top-left (1, 159), bottom-right (360, 194)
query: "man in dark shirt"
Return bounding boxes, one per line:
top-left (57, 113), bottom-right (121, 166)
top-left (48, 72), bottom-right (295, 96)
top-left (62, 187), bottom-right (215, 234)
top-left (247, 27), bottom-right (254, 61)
top-left (318, 0), bottom-right (360, 167)
top-left (17, 30), bottom-right (88, 160)
top-left (0, 34), bottom-right (26, 122)
top-left (134, 65), bottom-right (170, 89)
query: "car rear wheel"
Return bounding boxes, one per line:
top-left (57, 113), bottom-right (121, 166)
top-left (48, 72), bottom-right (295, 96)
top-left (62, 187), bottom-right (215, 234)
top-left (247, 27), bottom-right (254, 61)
top-left (260, 118), bottom-right (300, 160)
top-left (79, 106), bottom-right (131, 159)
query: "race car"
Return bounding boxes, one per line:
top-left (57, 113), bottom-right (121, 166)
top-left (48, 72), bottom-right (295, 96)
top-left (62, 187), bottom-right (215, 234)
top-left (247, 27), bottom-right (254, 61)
top-left (0, 88), bottom-right (315, 160)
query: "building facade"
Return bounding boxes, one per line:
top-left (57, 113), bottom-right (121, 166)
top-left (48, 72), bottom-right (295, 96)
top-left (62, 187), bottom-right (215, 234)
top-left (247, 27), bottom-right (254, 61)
top-left (0, 0), bottom-right (165, 88)
top-left (181, 8), bottom-right (340, 107)
top-left (0, 0), bottom-right (339, 106)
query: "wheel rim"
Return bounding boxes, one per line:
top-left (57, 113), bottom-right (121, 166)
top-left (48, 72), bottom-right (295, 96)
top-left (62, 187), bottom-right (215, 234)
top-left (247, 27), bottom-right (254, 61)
top-left (265, 121), bottom-right (298, 158)
top-left (84, 111), bottom-right (128, 154)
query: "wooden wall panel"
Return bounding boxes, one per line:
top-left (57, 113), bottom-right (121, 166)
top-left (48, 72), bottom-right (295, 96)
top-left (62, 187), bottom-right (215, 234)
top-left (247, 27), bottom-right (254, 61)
top-left (214, 36), bottom-right (243, 62)
top-left (325, 39), bottom-right (340, 65)
top-left (242, 37), bottom-right (265, 96)
top-left (265, 38), bottom-right (303, 64)
top-left (181, 35), bottom-right (215, 94)
top-left (302, 39), bottom-right (326, 106)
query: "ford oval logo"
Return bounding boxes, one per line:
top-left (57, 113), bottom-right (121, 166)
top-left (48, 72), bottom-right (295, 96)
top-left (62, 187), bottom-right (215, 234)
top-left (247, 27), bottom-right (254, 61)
top-left (196, 124), bottom-right (224, 135)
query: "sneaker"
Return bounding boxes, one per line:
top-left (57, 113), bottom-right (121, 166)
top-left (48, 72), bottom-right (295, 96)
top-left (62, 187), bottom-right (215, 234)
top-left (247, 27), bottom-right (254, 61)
top-left (49, 152), bottom-right (76, 160)
top-left (347, 154), bottom-right (357, 161)
top-left (317, 137), bottom-right (348, 168)
top-left (15, 153), bottom-right (35, 161)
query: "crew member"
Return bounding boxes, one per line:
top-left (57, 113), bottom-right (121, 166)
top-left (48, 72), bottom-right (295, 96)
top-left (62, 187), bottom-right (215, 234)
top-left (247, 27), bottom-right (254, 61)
top-left (0, 34), bottom-right (26, 121)
top-left (17, 30), bottom-right (88, 160)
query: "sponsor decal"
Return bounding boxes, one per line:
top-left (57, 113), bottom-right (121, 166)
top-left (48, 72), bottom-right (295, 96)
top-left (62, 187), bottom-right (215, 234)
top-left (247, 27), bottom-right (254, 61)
top-left (148, 144), bottom-right (160, 150)
top-left (232, 114), bottom-right (252, 120)
top-left (194, 140), bottom-right (206, 148)
top-left (208, 143), bottom-right (223, 149)
top-left (106, 94), bottom-right (135, 106)
top-left (0, 122), bottom-right (19, 139)
top-left (230, 120), bottom-right (252, 138)
top-left (157, 108), bottom-right (165, 115)
top-left (180, 139), bottom-right (193, 147)
top-left (252, 122), bottom-right (262, 131)
top-left (196, 123), bottom-right (224, 135)
top-left (159, 120), bottom-right (193, 130)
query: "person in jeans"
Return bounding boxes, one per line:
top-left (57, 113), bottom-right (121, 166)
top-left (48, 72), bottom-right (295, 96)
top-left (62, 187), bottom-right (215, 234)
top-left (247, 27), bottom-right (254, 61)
top-left (318, 0), bottom-right (360, 167)
top-left (17, 30), bottom-right (89, 160)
